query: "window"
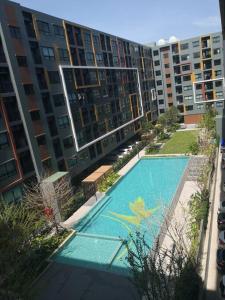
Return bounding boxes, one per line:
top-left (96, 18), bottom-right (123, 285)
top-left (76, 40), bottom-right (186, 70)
top-left (180, 43), bottom-right (189, 50)
top-left (41, 47), bottom-right (55, 61)
top-left (30, 110), bottom-right (40, 121)
top-left (156, 80), bottom-right (162, 86)
top-left (216, 101), bottom-right (224, 108)
top-left (89, 145), bottom-right (96, 159)
top-left (181, 54), bottom-right (190, 61)
top-left (0, 132), bottom-right (9, 149)
top-left (216, 91), bottom-right (223, 98)
top-left (167, 93), bottom-right (172, 97)
top-left (192, 40), bottom-right (199, 47)
top-left (3, 185), bottom-right (22, 203)
top-left (183, 75), bottom-right (191, 81)
top-left (16, 56), bottom-right (27, 67)
top-left (215, 70), bottom-right (222, 77)
top-left (185, 105), bottom-right (193, 111)
top-left (194, 63), bottom-right (200, 69)
top-left (86, 51), bottom-right (95, 65)
top-left (164, 63), bottom-right (170, 68)
top-left (96, 52), bottom-right (104, 65)
top-left (193, 52), bottom-right (200, 59)
top-left (158, 99), bottom-right (164, 105)
top-left (48, 71), bottom-right (60, 84)
top-left (214, 59), bottom-right (221, 66)
top-left (23, 84), bottom-right (34, 95)
top-left (184, 95), bottom-right (193, 100)
top-left (197, 103), bottom-right (203, 109)
top-left (53, 24), bottom-right (64, 37)
top-left (53, 138), bottom-right (63, 158)
top-left (182, 64), bottom-right (190, 71)
top-left (163, 53), bottom-right (169, 58)
top-left (213, 36), bottom-right (220, 43)
top-left (0, 67), bottom-right (13, 93)
top-left (9, 26), bottom-right (21, 39)
top-left (196, 94), bottom-right (203, 100)
top-left (166, 74), bottom-right (170, 78)
top-left (166, 83), bottom-right (171, 88)
top-left (155, 70), bottom-right (161, 76)
top-left (195, 73), bottom-right (202, 80)
top-left (63, 136), bottom-right (73, 149)
top-left (37, 20), bottom-right (50, 35)
top-left (159, 109), bottom-right (165, 114)
top-left (53, 94), bottom-right (65, 107)
top-left (0, 160), bottom-right (17, 180)
top-left (36, 68), bottom-right (47, 89)
top-left (58, 48), bottom-right (69, 61)
top-left (42, 92), bottom-right (52, 113)
top-left (214, 48), bottom-right (221, 55)
top-left (158, 90), bottom-right (163, 95)
top-left (58, 115), bottom-right (69, 128)
top-left (153, 50), bottom-right (159, 56)
top-left (154, 60), bottom-right (160, 66)
top-left (215, 81), bottom-right (222, 87)
top-left (183, 85), bottom-right (192, 91)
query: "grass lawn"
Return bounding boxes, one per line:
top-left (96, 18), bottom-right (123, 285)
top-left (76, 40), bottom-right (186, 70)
top-left (159, 130), bottom-right (198, 154)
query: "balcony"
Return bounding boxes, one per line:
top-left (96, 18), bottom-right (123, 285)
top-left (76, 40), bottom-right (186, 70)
top-left (33, 120), bottom-right (44, 136)
top-left (39, 145), bottom-right (50, 161)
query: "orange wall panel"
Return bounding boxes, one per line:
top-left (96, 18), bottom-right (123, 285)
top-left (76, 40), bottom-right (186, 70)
top-left (184, 114), bottom-right (203, 124)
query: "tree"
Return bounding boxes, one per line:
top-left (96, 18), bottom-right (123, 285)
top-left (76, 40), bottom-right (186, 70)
top-left (24, 173), bottom-right (72, 232)
top-left (0, 201), bottom-right (44, 297)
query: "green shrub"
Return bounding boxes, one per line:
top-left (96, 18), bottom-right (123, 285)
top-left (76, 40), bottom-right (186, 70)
top-left (158, 132), bottom-right (169, 141)
top-left (98, 172), bottom-right (120, 192)
top-left (188, 141), bottom-right (199, 155)
top-left (145, 143), bottom-right (159, 154)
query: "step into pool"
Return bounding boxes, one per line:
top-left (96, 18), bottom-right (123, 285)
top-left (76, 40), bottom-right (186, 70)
top-left (53, 156), bottom-right (189, 274)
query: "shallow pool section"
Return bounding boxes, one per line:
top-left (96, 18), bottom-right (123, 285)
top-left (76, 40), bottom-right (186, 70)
top-left (53, 157), bottom-right (189, 274)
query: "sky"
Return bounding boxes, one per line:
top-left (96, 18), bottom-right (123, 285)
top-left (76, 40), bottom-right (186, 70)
top-left (18, 0), bottom-right (221, 44)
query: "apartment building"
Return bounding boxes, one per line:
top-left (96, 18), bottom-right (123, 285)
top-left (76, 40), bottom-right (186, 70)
top-left (152, 33), bottom-right (224, 124)
top-left (0, 0), bottom-right (157, 202)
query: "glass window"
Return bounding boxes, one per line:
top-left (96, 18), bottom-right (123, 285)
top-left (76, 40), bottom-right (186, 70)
top-left (155, 70), bottom-right (161, 76)
top-left (9, 26), bottom-right (21, 39)
top-left (164, 63), bottom-right (170, 68)
top-left (213, 48), bottom-right (221, 55)
top-left (184, 95), bottom-right (193, 100)
top-left (194, 63), bottom-right (201, 69)
top-left (182, 64), bottom-right (190, 71)
top-left (0, 160), bottom-right (17, 181)
top-left (41, 47), bottom-right (55, 61)
top-left (214, 59), bottom-right (221, 66)
top-left (53, 94), bottom-right (65, 107)
top-left (180, 43), bottom-right (189, 50)
top-left (153, 50), bottom-right (159, 56)
top-left (63, 136), bottom-right (74, 149)
top-left (192, 40), bottom-right (199, 47)
top-left (215, 70), bottom-right (222, 77)
top-left (183, 85), bottom-right (192, 91)
top-left (3, 185), bottom-right (23, 203)
top-left (48, 71), bottom-right (60, 84)
top-left (37, 20), bottom-right (50, 35)
top-left (16, 56), bottom-right (27, 67)
top-left (154, 60), bottom-right (160, 66)
top-left (181, 54), bottom-right (190, 61)
top-left (212, 36), bottom-right (220, 43)
top-left (58, 48), bottom-right (69, 61)
top-left (193, 52), bottom-right (200, 59)
top-left (0, 132), bottom-right (9, 149)
top-left (156, 80), bottom-right (162, 86)
top-left (58, 115), bottom-right (69, 128)
top-left (53, 24), bottom-right (64, 37)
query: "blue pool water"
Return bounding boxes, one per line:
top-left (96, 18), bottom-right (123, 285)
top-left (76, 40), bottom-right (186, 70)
top-left (53, 157), bottom-right (189, 274)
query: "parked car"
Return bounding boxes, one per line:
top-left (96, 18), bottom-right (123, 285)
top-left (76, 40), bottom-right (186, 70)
top-left (220, 275), bottom-right (225, 298)
top-left (219, 230), bottom-right (225, 247)
top-left (218, 213), bottom-right (225, 230)
top-left (219, 201), bottom-right (225, 213)
top-left (217, 248), bottom-right (225, 271)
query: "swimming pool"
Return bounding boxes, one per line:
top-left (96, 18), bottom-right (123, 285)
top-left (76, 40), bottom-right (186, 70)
top-left (53, 157), bottom-right (189, 274)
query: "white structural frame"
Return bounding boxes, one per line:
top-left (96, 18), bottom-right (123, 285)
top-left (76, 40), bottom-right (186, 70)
top-left (59, 65), bottom-right (144, 152)
top-left (192, 77), bottom-right (225, 104)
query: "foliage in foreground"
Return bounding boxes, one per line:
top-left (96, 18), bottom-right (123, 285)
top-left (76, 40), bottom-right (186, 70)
top-left (125, 232), bottom-right (201, 300)
top-left (0, 200), bottom-right (69, 298)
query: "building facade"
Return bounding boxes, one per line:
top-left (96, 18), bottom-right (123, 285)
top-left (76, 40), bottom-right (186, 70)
top-left (0, 0), bottom-right (157, 202)
top-left (152, 33), bottom-right (224, 124)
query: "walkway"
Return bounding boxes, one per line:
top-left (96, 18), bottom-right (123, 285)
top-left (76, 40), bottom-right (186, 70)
top-left (204, 150), bottom-right (222, 300)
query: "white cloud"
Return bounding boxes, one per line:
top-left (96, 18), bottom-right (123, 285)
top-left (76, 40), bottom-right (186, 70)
top-left (192, 16), bottom-right (221, 28)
